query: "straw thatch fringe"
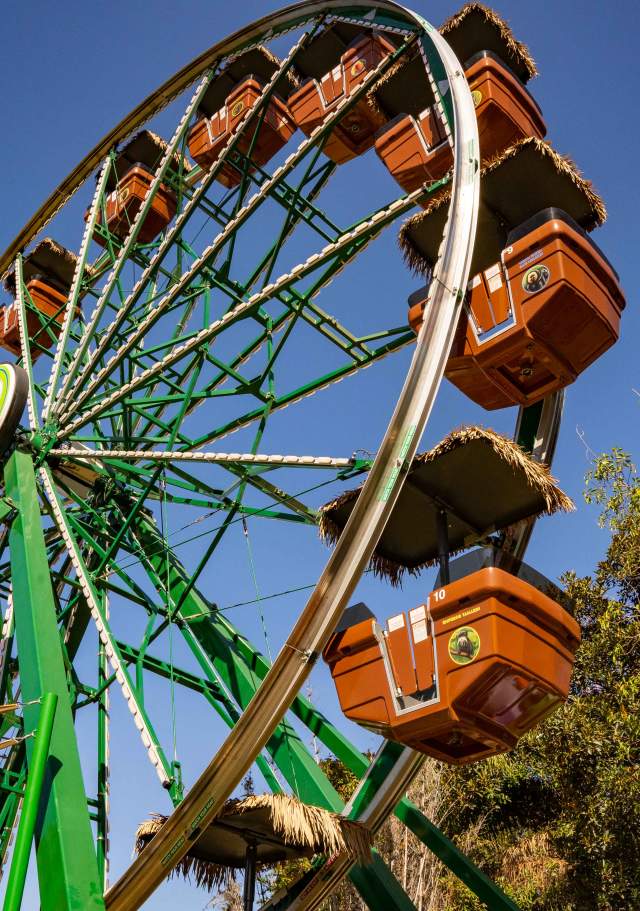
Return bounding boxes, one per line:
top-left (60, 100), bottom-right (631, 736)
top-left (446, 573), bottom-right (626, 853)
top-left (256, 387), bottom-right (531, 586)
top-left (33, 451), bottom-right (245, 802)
top-left (225, 45), bottom-right (300, 89)
top-left (127, 130), bottom-right (167, 157)
top-left (440, 2), bottom-right (538, 80)
top-left (3, 238), bottom-right (80, 295)
top-left (372, 2), bottom-right (539, 95)
top-left (318, 425), bottom-right (574, 585)
top-left (483, 137), bottom-right (607, 225)
top-left (135, 815), bottom-right (232, 892)
top-left (230, 793), bottom-right (371, 863)
top-left (370, 48), bottom-right (416, 92)
top-left (318, 497), bottom-right (470, 588)
top-left (422, 425), bottom-right (574, 513)
top-left (117, 129), bottom-right (192, 176)
top-left (135, 794), bottom-right (372, 892)
top-left (398, 137), bottom-right (607, 275)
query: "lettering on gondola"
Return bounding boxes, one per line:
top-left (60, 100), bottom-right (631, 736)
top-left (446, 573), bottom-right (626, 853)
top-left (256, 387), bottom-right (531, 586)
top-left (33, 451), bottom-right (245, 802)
top-left (441, 605), bottom-right (481, 625)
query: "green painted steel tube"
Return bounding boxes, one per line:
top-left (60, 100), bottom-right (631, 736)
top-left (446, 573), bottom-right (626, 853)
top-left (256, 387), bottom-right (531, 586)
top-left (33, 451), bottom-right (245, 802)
top-left (6, 450), bottom-right (105, 911)
top-left (2, 693), bottom-right (58, 911)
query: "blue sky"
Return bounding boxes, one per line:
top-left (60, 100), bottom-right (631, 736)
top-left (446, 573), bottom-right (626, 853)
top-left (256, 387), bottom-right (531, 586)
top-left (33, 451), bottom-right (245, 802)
top-left (1, 1), bottom-right (638, 908)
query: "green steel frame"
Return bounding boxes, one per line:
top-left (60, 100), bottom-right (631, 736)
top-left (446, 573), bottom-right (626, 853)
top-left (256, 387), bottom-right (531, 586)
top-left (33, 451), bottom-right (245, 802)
top-left (0, 4), bottom-right (530, 909)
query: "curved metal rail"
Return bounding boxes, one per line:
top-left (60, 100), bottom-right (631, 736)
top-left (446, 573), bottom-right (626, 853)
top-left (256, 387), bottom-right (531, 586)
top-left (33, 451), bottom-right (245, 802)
top-left (94, 3), bottom-right (480, 908)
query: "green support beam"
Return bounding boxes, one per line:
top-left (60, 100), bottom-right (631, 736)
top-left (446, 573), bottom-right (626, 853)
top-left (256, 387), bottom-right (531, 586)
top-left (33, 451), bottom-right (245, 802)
top-left (5, 450), bottom-right (104, 911)
top-left (2, 693), bottom-right (57, 911)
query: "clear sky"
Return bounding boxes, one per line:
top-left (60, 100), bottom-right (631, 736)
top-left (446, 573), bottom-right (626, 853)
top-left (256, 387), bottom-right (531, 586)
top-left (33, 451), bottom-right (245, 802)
top-left (0, 1), bottom-right (638, 908)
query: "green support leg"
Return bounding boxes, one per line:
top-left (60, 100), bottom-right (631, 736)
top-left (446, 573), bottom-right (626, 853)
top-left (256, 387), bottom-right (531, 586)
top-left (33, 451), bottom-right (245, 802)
top-left (5, 450), bottom-right (105, 911)
top-left (3, 693), bottom-right (57, 911)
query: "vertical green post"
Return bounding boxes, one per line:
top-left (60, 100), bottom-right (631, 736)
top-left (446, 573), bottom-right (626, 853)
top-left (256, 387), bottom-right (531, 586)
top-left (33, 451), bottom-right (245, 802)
top-left (2, 693), bottom-right (57, 911)
top-left (5, 450), bottom-right (105, 911)
top-left (97, 623), bottom-right (109, 889)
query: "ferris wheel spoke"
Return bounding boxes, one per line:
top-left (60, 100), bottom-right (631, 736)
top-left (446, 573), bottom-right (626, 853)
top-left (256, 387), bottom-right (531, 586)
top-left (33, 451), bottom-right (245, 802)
top-left (55, 30), bottom-right (417, 427)
top-left (189, 326), bottom-right (413, 449)
top-left (57, 180), bottom-right (428, 438)
top-left (52, 67), bottom-right (222, 411)
top-left (61, 317), bottom-right (412, 453)
top-left (13, 256), bottom-right (41, 431)
top-left (54, 24), bottom-right (322, 418)
top-left (126, 156), bottom-right (340, 442)
top-left (48, 447), bottom-right (355, 469)
top-left (40, 486), bottom-right (159, 619)
top-left (38, 464), bottom-right (182, 796)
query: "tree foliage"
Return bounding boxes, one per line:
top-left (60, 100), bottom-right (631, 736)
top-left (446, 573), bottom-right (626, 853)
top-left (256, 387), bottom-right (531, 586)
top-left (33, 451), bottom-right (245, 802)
top-left (427, 448), bottom-right (640, 910)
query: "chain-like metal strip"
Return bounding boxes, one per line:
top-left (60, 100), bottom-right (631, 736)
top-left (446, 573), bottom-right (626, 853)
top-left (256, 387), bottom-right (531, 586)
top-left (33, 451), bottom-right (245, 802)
top-left (48, 448), bottom-right (353, 468)
top-left (13, 256), bottom-right (39, 432)
top-left (38, 465), bottom-right (174, 788)
top-left (42, 159), bottom-right (113, 421)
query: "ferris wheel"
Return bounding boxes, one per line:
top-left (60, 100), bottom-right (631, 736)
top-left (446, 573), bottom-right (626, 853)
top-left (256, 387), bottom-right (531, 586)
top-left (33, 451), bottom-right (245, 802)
top-left (0, 3), bottom-right (624, 911)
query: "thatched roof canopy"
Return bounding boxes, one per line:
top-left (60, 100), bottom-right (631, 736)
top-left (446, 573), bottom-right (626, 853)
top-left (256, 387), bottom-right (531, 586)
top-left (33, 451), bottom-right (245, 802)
top-left (3, 238), bottom-right (78, 296)
top-left (399, 137), bottom-right (606, 278)
top-left (107, 130), bottom-right (189, 191)
top-left (135, 793), bottom-right (371, 892)
top-left (198, 46), bottom-right (300, 117)
top-left (374, 3), bottom-right (537, 120)
top-left (319, 426), bottom-right (573, 585)
top-left (441, 3), bottom-right (537, 83)
top-left (293, 22), bottom-right (402, 82)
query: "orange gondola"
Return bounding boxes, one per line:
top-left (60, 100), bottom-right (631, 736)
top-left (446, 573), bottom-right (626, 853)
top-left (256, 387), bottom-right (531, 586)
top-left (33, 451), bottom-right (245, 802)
top-left (375, 50), bottom-right (546, 192)
top-left (288, 28), bottom-right (395, 164)
top-left (409, 208), bottom-right (625, 409)
top-left (1, 239), bottom-right (81, 360)
top-left (90, 131), bottom-right (179, 247)
top-left (187, 47), bottom-right (298, 187)
top-left (324, 548), bottom-right (580, 764)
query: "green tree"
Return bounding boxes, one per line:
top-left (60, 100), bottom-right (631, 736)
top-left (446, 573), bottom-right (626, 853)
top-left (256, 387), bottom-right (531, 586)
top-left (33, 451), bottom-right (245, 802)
top-left (434, 448), bottom-right (640, 910)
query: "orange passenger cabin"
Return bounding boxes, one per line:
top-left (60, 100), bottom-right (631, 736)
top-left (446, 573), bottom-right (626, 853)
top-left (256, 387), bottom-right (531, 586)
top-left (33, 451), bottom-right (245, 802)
top-left (90, 131), bottom-right (181, 247)
top-left (375, 50), bottom-right (545, 193)
top-left (1, 239), bottom-right (81, 360)
top-left (374, 4), bottom-right (543, 195)
top-left (187, 47), bottom-right (298, 188)
top-left (288, 23), bottom-right (397, 165)
top-left (408, 208), bottom-right (625, 410)
top-left (324, 548), bottom-right (580, 764)
top-left (320, 426), bottom-right (576, 763)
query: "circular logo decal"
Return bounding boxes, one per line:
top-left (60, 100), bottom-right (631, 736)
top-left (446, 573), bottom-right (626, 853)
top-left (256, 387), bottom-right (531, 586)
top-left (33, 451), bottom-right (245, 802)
top-left (522, 264), bottom-right (550, 294)
top-left (231, 99), bottom-right (245, 118)
top-left (471, 89), bottom-right (483, 108)
top-left (448, 626), bottom-right (481, 665)
top-left (351, 60), bottom-right (365, 78)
